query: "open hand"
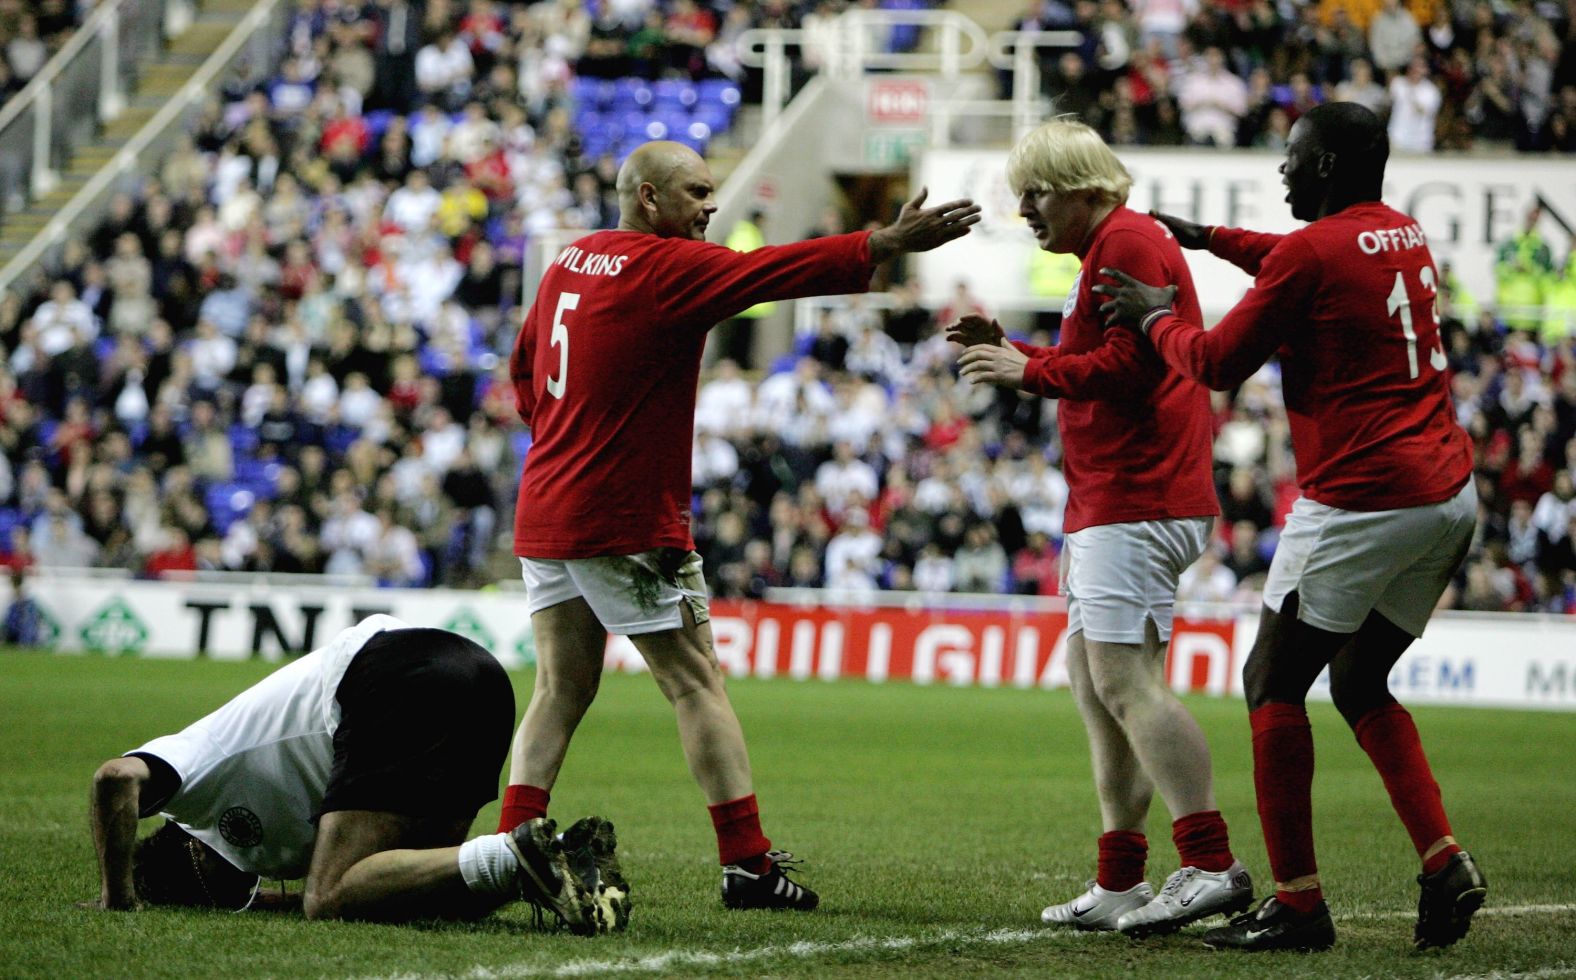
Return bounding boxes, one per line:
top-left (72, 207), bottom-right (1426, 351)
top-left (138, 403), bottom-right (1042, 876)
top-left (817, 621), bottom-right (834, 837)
top-left (868, 187), bottom-right (982, 262)
top-left (958, 342), bottom-right (1029, 390)
top-left (1092, 267), bottom-right (1177, 330)
top-left (945, 314), bottom-right (1005, 348)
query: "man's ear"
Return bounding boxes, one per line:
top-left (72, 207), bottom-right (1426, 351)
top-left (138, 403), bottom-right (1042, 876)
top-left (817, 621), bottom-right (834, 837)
top-left (639, 181), bottom-right (659, 212)
top-left (1317, 151), bottom-right (1336, 179)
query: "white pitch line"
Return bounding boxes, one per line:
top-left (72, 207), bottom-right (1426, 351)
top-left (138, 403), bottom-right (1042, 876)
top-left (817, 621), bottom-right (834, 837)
top-left (367, 904), bottom-right (1576, 980)
top-left (1346, 903), bottom-right (1576, 923)
top-left (1439, 969), bottom-right (1576, 980)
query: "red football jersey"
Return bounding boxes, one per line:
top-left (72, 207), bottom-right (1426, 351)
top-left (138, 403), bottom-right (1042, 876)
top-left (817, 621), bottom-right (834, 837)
top-left (1148, 201), bottom-right (1473, 511)
top-left (511, 229), bottom-right (874, 558)
top-left (1013, 206), bottom-right (1217, 534)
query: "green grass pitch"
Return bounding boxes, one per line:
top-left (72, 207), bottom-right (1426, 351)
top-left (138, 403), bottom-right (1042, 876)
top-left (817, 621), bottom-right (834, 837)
top-left (2, 650), bottom-right (1573, 978)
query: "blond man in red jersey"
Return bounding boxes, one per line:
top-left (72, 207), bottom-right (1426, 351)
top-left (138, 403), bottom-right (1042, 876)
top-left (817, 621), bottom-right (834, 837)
top-left (952, 118), bottom-right (1253, 937)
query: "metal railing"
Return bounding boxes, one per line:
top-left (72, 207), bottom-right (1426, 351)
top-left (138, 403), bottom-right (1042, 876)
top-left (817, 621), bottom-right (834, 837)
top-left (737, 9), bottom-right (991, 128)
top-left (735, 13), bottom-right (1082, 142)
top-left (0, 0), bottom-right (288, 294)
top-left (0, 0), bottom-right (190, 228)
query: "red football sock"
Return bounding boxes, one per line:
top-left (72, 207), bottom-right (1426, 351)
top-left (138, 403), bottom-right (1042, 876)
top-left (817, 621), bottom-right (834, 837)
top-left (708, 794), bottom-right (772, 869)
top-left (1096, 830), bottom-right (1148, 892)
top-left (497, 784), bottom-right (550, 833)
top-left (1250, 703), bottom-right (1323, 913)
top-left (1353, 703), bottom-right (1460, 874)
top-left (1172, 809), bottom-right (1234, 873)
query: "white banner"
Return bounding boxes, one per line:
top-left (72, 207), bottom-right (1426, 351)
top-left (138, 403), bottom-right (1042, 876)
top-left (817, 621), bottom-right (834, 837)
top-left (914, 148), bottom-right (1576, 321)
top-left (18, 576), bottom-right (1576, 711)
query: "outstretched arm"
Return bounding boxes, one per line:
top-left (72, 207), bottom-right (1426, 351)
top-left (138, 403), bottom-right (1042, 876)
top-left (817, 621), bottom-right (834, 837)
top-left (89, 756), bottom-right (151, 910)
top-left (867, 187), bottom-right (982, 264)
top-left (1095, 238), bottom-right (1315, 390)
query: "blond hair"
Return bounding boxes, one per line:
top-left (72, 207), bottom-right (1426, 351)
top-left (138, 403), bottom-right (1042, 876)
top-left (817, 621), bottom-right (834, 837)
top-left (1006, 117), bottom-right (1132, 204)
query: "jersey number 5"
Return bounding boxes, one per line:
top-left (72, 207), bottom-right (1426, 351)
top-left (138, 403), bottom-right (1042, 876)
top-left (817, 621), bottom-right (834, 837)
top-left (546, 291), bottom-right (579, 399)
top-left (1385, 267), bottom-right (1447, 379)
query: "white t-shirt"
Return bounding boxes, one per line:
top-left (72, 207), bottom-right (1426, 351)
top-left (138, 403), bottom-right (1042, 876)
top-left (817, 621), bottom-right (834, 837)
top-left (129, 615), bottom-right (409, 878)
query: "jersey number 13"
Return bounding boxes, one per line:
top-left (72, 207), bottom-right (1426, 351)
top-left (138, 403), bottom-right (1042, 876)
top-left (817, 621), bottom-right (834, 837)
top-left (1385, 268), bottom-right (1448, 379)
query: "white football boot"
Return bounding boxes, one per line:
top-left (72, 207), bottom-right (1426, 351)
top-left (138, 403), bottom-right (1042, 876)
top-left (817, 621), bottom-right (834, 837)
top-left (1116, 861), bottom-right (1254, 937)
top-left (1042, 880), bottom-right (1156, 931)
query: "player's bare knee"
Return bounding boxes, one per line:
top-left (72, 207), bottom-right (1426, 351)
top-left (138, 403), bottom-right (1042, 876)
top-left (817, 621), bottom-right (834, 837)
top-left (93, 757), bottom-right (143, 790)
top-left (301, 884), bottom-right (342, 921)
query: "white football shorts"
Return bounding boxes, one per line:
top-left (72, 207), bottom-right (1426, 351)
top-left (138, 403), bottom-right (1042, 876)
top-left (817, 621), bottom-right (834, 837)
top-left (1262, 480), bottom-right (1476, 637)
top-left (519, 548), bottom-right (710, 635)
top-left (1062, 517), bottom-right (1212, 644)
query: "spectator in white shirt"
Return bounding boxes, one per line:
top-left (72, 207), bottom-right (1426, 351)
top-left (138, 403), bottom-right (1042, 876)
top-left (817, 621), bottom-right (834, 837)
top-left (912, 543), bottom-right (956, 592)
top-left (321, 491), bottom-right (382, 575)
top-left (415, 28), bottom-right (474, 106)
top-left (448, 101), bottom-right (501, 163)
top-left (298, 357), bottom-right (340, 423)
top-left (409, 103), bottom-right (453, 168)
top-left (815, 441), bottom-right (880, 519)
top-left (364, 508), bottom-right (427, 585)
top-left (1176, 46), bottom-right (1247, 147)
top-left (31, 280), bottom-right (98, 356)
top-left (1176, 547), bottom-right (1238, 604)
top-left (823, 507), bottom-right (883, 591)
top-left (1388, 56), bottom-right (1441, 152)
top-left (695, 359), bottom-right (754, 436)
top-left (692, 432), bottom-right (740, 488)
top-left (1367, 0), bottom-right (1422, 75)
top-left (337, 372), bottom-right (382, 428)
top-left (420, 407), bottom-right (467, 473)
top-left (384, 169), bottom-right (443, 232)
top-left (188, 319), bottom-right (238, 392)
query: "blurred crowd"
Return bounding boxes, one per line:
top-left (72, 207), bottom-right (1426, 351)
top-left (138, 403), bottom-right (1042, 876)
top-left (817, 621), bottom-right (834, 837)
top-left (0, 0), bottom-right (1572, 618)
top-left (0, 0), bottom-right (89, 102)
top-left (1015, 0), bottom-right (1576, 153)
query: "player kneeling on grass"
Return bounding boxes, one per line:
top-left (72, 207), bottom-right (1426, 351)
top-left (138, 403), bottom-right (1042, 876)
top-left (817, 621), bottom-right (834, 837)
top-left (86, 615), bottom-right (629, 933)
top-left (1095, 102), bottom-right (1486, 953)
top-left (951, 117), bottom-right (1253, 938)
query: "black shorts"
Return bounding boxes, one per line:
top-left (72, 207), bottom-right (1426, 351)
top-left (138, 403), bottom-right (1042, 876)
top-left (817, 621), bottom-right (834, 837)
top-left (319, 628), bottom-right (515, 819)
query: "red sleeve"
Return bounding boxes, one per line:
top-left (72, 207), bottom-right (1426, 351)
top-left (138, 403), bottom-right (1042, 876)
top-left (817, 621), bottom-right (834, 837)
top-left (1149, 235), bottom-right (1317, 390)
top-left (658, 231), bottom-right (875, 327)
top-left (1021, 328), bottom-right (1159, 400)
top-left (1208, 226), bottom-right (1287, 276)
top-left (1019, 229), bottom-right (1166, 400)
top-left (508, 308), bottom-right (536, 427)
top-left (1011, 340), bottom-right (1055, 359)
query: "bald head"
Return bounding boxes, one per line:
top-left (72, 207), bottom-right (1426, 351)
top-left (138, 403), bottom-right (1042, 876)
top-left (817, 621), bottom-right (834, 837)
top-left (616, 141), bottom-right (717, 240)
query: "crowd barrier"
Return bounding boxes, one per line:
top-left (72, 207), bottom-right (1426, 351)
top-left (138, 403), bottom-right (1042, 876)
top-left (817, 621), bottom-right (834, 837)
top-left (19, 575), bottom-right (1576, 711)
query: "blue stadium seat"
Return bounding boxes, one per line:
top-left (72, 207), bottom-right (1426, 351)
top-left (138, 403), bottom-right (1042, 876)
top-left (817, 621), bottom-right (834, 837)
top-left (510, 429), bottom-right (532, 464)
top-left (228, 424), bottom-right (259, 455)
top-left (697, 79), bottom-right (740, 109)
top-left (365, 109), bottom-right (396, 141)
top-left (204, 484), bottom-right (255, 534)
top-left (323, 424), bottom-right (360, 455)
top-left (693, 104), bottom-right (732, 133)
top-left (94, 336), bottom-right (117, 362)
top-left (652, 79), bottom-right (697, 109)
top-left (233, 457), bottom-right (283, 496)
top-left (0, 507), bottom-right (22, 543)
top-left (612, 77), bottom-right (651, 109)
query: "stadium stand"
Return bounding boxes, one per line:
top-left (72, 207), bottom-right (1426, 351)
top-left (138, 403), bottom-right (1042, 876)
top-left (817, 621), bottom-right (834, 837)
top-left (0, 0), bottom-right (1572, 615)
top-left (0, 0), bottom-right (90, 106)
